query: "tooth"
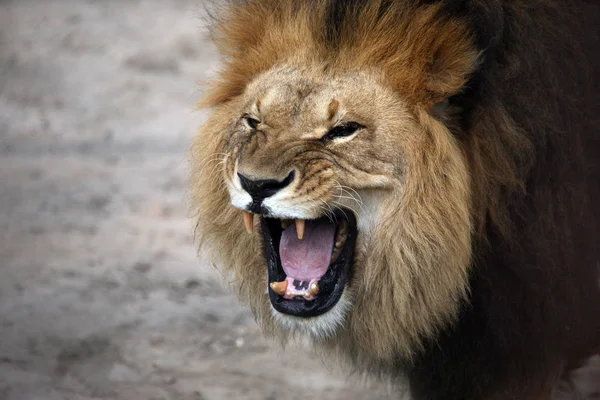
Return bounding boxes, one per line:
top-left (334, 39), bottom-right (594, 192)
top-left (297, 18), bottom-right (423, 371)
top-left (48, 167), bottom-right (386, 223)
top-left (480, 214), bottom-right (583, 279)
top-left (309, 282), bottom-right (319, 296)
top-left (242, 211), bottom-right (254, 234)
top-left (331, 246), bottom-right (342, 262)
top-left (295, 219), bottom-right (305, 240)
top-left (269, 280), bottom-right (288, 296)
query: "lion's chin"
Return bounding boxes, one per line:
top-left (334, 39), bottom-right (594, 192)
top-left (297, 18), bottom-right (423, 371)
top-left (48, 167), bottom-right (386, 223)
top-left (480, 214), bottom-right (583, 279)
top-left (270, 290), bottom-right (353, 339)
top-left (261, 208), bottom-right (358, 319)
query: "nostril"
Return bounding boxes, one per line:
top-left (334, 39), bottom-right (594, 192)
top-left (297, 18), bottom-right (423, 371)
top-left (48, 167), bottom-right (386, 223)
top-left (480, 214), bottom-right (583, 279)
top-left (238, 170), bottom-right (295, 200)
top-left (277, 170), bottom-right (295, 189)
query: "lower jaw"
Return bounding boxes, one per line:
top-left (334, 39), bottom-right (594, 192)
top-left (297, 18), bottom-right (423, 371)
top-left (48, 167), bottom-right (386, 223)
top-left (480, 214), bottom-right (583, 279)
top-left (269, 289), bottom-right (354, 339)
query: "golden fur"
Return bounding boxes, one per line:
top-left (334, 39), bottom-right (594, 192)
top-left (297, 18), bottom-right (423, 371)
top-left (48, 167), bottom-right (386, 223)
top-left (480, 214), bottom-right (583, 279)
top-left (190, 0), bottom-right (599, 393)
top-left (191, 0), bottom-right (477, 366)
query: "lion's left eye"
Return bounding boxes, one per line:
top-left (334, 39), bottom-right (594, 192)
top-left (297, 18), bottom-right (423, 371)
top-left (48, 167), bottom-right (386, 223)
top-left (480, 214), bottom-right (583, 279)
top-left (321, 122), bottom-right (365, 141)
top-left (242, 114), bottom-right (260, 130)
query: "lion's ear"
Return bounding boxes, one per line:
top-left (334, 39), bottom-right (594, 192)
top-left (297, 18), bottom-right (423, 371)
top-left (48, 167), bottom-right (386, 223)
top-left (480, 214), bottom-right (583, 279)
top-left (408, 0), bottom-right (505, 106)
top-left (399, 11), bottom-right (482, 107)
top-left (338, 3), bottom-right (480, 107)
top-left (418, 32), bottom-right (480, 107)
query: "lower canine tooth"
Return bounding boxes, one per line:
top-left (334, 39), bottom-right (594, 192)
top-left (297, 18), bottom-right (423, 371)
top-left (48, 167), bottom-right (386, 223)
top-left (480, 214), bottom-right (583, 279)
top-left (242, 211), bottom-right (254, 234)
top-left (269, 280), bottom-right (288, 296)
top-left (309, 282), bottom-right (319, 296)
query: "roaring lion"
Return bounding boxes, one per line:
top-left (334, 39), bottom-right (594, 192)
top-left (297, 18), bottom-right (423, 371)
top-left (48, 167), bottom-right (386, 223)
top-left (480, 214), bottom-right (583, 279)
top-left (189, 0), bottom-right (600, 398)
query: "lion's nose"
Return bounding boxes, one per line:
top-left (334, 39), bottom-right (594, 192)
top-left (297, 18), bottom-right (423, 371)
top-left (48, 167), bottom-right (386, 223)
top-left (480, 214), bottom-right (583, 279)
top-left (237, 170), bottom-right (295, 203)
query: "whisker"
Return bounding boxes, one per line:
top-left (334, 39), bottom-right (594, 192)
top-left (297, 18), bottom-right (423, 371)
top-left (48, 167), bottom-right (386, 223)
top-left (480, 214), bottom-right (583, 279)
top-left (332, 201), bottom-right (358, 218)
top-left (196, 154), bottom-right (227, 181)
top-left (333, 181), bottom-right (364, 205)
top-left (314, 199), bottom-right (337, 224)
top-left (333, 184), bottom-right (366, 214)
top-left (207, 159), bottom-right (228, 191)
top-left (334, 181), bottom-right (364, 204)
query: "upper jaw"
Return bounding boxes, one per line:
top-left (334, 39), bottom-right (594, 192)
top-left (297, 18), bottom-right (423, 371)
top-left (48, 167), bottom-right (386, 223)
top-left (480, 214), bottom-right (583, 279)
top-left (228, 184), bottom-right (324, 220)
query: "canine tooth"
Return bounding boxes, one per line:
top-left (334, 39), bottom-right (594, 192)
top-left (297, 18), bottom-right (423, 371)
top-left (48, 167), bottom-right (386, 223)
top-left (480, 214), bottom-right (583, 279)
top-left (310, 282), bottom-right (319, 296)
top-left (242, 211), bottom-right (254, 234)
top-left (295, 219), bottom-right (305, 240)
top-left (269, 281), bottom-right (288, 296)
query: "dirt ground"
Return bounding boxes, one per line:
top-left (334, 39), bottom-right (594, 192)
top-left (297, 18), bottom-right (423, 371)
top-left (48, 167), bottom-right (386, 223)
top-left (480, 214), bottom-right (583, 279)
top-left (0, 1), bottom-right (395, 399)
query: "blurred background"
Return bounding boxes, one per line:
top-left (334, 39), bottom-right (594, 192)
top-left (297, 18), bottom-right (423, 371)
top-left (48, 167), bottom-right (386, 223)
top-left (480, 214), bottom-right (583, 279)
top-left (0, 1), bottom-right (394, 399)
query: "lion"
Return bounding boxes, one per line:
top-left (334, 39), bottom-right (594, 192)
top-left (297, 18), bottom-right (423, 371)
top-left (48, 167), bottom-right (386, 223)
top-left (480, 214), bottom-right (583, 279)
top-left (189, 1), bottom-right (600, 398)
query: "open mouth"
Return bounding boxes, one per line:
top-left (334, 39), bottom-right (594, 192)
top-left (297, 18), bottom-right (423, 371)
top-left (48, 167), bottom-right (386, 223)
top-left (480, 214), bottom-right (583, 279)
top-left (259, 209), bottom-right (358, 318)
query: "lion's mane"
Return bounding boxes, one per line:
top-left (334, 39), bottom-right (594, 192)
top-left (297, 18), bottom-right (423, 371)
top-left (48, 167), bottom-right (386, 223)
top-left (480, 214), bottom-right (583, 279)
top-left (191, 1), bottom-right (600, 398)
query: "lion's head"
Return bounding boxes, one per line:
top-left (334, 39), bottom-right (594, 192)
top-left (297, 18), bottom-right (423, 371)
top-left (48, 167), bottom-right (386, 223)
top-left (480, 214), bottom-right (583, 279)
top-left (191, 0), bottom-right (529, 368)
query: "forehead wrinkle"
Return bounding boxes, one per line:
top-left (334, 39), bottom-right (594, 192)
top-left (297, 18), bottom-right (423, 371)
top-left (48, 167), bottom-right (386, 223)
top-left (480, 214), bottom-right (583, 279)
top-left (259, 81), bottom-right (320, 129)
top-left (299, 88), bottom-right (343, 128)
top-left (327, 99), bottom-right (340, 121)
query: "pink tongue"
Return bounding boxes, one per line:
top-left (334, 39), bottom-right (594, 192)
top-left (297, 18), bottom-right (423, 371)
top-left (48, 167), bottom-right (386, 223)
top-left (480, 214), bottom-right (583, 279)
top-left (279, 219), bottom-right (336, 281)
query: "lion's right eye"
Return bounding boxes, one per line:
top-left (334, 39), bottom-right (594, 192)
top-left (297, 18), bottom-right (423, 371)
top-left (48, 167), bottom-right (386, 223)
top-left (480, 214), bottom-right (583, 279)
top-left (242, 114), bottom-right (260, 130)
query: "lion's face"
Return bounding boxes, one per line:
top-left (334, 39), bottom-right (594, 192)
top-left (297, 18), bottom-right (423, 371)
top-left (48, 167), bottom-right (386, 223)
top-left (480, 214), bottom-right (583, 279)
top-left (225, 67), bottom-right (403, 219)
top-left (222, 66), bottom-right (408, 322)
top-left (192, 63), bottom-right (473, 360)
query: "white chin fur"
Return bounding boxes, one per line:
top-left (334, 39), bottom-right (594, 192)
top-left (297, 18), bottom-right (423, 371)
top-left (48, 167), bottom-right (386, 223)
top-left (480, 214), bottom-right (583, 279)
top-left (270, 290), bottom-right (352, 340)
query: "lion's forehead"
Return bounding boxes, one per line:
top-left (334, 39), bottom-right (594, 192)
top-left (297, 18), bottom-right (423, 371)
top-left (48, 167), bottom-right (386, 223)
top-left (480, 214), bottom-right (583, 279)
top-left (253, 83), bottom-right (330, 127)
top-left (245, 66), bottom-right (389, 128)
